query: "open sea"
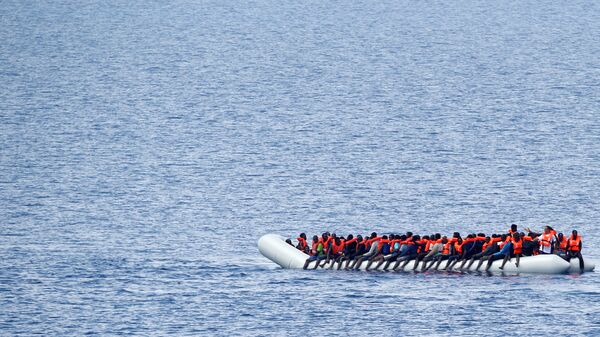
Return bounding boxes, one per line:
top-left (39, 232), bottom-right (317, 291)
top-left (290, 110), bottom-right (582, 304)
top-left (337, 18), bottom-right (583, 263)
top-left (1, 0), bottom-right (600, 336)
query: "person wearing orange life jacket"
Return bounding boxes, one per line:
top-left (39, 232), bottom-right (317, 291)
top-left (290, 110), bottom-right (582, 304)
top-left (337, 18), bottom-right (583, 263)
top-left (411, 235), bottom-right (431, 271)
top-left (420, 233), bottom-right (443, 271)
top-left (521, 232), bottom-right (537, 256)
top-left (365, 235), bottom-right (392, 271)
top-left (335, 234), bottom-right (357, 270)
top-left (424, 237), bottom-right (451, 271)
top-left (375, 235), bottom-right (402, 270)
top-left (555, 233), bottom-right (568, 255)
top-left (348, 232), bottom-right (379, 269)
top-left (444, 237), bottom-right (464, 270)
top-left (499, 232), bottom-right (523, 269)
top-left (345, 235), bottom-right (367, 269)
top-left (320, 232), bottom-right (337, 267)
top-left (536, 226), bottom-right (556, 254)
top-left (296, 233), bottom-right (309, 254)
top-left (565, 230), bottom-right (584, 271)
top-left (327, 236), bottom-right (345, 269)
top-left (463, 236), bottom-right (497, 270)
top-left (474, 234), bottom-right (507, 271)
top-left (303, 235), bottom-right (326, 269)
top-left (390, 235), bottom-right (425, 271)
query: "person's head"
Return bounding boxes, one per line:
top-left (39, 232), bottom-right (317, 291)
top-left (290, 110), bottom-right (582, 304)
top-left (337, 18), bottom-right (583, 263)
top-left (335, 237), bottom-right (341, 244)
top-left (370, 232), bottom-right (377, 239)
top-left (299, 233), bottom-right (306, 239)
top-left (435, 233), bottom-right (441, 240)
top-left (347, 234), bottom-right (354, 240)
top-left (441, 237), bottom-right (448, 244)
top-left (491, 234), bottom-right (498, 238)
top-left (501, 234), bottom-right (507, 241)
top-left (382, 235), bottom-right (388, 240)
top-left (406, 231), bottom-right (413, 238)
top-left (558, 233), bottom-right (564, 240)
top-left (312, 235), bottom-right (319, 242)
top-left (453, 232), bottom-right (460, 239)
top-left (285, 239), bottom-right (293, 245)
top-left (423, 235), bottom-right (430, 241)
top-left (513, 232), bottom-right (521, 241)
top-left (511, 224), bottom-right (518, 232)
top-left (413, 235), bottom-right (420, 241)
top-left (400, 234), bottom-right (407, 241)
top-left (357, 235), bottom-right (363, 242)
top-left (322, 233), bottom-right (329, 240)
top-left (331, 233), bottom-right (337, 239)
top-left (544, 226), bottom-right (550, 234)
top-left (478, 233), bottom-right (486, 237)
top-left (572, 230), bottom-right (578, 238)
top-left (457, 237), bottom-right (463, 244)
top-left (485, 237), bottom-right (490, 242)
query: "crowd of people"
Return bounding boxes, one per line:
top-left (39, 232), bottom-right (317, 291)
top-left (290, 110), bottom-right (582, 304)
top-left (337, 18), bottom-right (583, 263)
top-left (286, 225), bottom-right (585, 272)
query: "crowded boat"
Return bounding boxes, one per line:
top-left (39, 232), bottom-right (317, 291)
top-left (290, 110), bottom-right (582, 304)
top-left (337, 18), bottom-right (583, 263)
top-left (284, 225), bottom-right (586, 272)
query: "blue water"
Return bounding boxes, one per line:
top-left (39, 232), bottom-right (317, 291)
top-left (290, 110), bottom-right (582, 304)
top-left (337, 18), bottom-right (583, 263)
top-left (1, 0), bottom-right (600, 335)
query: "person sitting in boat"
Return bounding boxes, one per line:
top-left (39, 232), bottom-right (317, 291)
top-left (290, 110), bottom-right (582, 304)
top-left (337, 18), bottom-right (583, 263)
top-left (296, 233), bottom-right (309, 254)
top-left (390, 235), bottom-right (424, 271)
top-left (303, 235), bottom-right (326, 269)
top-left (334, 234), bottom-right (356, 269)
top-left (531, 226), bottom-right (556, 254)
top-left (345, 235), bottom-right (367, 269)
top-left (424, 237), bottom-right (451, 271)
top-left (420, 233), bottom-right (443, 271)
top-left (443, 237), bottom-right (463, 270)
top-left (408, 235), bottom-right (430, 271)
top-left (478, 234), bottom-right (512, 271)
top-left (326, 236), bottom-right (345, 269)
top-left (555, 232), bottom-right (568, 256)
top-left (521, 232), bottom-right (537, 256)
top-left (473, 234), bottom-right (504, 271)
top-left (347, 233), bottom-right (379, 269)
top-left (565, 230), bottom-right (584, 271)
top-left (375, 234), bottom-right (404, 270)
top-left (499, 232), bottom-right (523, 269)
top-left (364, 235), bottom-right (391, 270)
top-left (461, 236), bottom-right (496, 270)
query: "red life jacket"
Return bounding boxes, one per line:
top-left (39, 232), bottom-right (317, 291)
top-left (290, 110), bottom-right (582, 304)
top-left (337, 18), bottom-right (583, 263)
top-left (511, 239), bottom-right (523, 255)
top-left (568, 235), bottom-right (581, 252)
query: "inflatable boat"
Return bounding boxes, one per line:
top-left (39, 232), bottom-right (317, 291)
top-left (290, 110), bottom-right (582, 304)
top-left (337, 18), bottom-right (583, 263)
top-left (258, 234), bottom-right (595, 274)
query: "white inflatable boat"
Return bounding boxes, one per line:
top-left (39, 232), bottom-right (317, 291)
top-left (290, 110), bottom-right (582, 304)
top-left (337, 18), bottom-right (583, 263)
top-left (258, 234), bottom-right (595, 274)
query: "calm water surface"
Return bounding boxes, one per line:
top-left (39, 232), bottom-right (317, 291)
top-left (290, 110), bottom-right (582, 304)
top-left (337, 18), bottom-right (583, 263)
top-left (1, 0), bottom-right (600, 336)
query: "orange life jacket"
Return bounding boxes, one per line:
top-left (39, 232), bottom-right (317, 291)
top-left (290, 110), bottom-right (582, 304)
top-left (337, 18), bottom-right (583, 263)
top-left (482, 242), bottom-right (489, 251)
top-left (442, 243), bottom-right (450, 255)
top-left (511, 239), bottom-right (523, 255)
top-left (568, 236), bottom-right (581, 252)
top-left (331, 241), bottom-right (344, 254)
top-left (540, 233), bottom-right (553, 247)
top-left (297, 237), bottom-right (307, 250)
top-left (490, 237), bottom-right (502, 244)
top-left (522, 236), bottom-right (533, 241)
top-left (425, 240), bottom-right (432, 252)
top-left (454, 242), bottom-right (462, 254)
top-left (558, 237), bottom-right (568, 251)
top-left (377, 239), bottom-right (390, 251)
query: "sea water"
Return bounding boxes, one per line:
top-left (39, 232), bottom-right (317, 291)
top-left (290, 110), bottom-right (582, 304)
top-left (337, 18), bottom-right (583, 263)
top-left (1, 1), bottom-right (599, 335)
